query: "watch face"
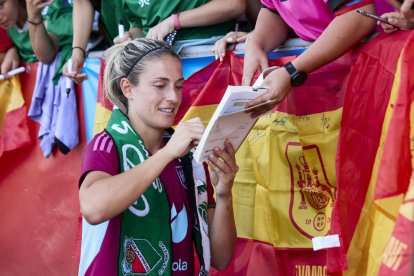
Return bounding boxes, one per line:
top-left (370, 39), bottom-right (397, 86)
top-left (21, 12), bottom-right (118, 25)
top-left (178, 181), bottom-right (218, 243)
top-left (291, 71), bottom-right (307, 87)
top-left (284, 62), bottom-right (307, 87)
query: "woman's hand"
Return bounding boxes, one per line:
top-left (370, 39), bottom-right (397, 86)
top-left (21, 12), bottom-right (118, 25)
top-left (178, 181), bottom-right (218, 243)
top-left (146, 17), bottom-right (174, 41)
top-left (62, 48), bottom-right (87, 83)
top-left (242, 38), bottom-right (269, 86)
top-left (26, 0), bottom-right (54, 22)
top-left (163, 117), bottom-right (205, 159)
top-left (244, 66), bottom-right (291, 118)
top-left (387, 0), bottom-right (414, 22)
top-left (212, 31), bottom-right (248, 62)
top-left (0, 47), bottom-right (20, 79)
top-left (208, 139), bottom-right (238, 198)
top-left (379, 12), bottom-right (414, 33)
top-left (113, 31), bottom-right (133, 45)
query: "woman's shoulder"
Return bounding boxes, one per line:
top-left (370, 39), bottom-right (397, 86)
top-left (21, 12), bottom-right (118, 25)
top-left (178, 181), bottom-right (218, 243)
top-left (87, 130), bottom-right (115, 153)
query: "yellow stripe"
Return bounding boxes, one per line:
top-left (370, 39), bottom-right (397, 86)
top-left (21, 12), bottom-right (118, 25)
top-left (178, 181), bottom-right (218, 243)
top-left (93, 104), bottom-right (112, 135)
top-left (0, 76), bottom-right (25, 131)
top-left (345, 55), bottom-right (405, 276)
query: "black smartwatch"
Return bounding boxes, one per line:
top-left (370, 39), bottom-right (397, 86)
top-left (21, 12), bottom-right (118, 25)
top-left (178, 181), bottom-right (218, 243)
top-left (283, 61), bottom-right (307, 87)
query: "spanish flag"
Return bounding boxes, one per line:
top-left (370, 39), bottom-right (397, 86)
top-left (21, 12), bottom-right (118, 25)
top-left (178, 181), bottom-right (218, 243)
top-left (93, 57), bottom-right (113, 136)
top-left (375, 30), bottom-right (414, 276)
top-left (176, 51), bottom-right (355, 275)
top-left (0, 75), bottom-right (31, 157)
top-left (328, 31), bottom-right (414, 275)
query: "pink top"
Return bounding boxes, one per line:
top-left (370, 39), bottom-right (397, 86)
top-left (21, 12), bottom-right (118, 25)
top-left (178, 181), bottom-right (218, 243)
top-left (261, 0), bottom-right (374, 41)
top-left (261, 0), bottom-right (334, 41)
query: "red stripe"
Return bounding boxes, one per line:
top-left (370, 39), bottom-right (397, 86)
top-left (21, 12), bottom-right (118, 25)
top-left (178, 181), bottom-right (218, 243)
top-left (0, 106), bottom-right (31, 157)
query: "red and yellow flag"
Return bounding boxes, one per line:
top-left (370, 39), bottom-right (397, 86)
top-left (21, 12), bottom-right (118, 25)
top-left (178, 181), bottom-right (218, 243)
top-left (0, 75), bottom-right (31, 157)
top-left (177, 51), bottom-right (355, 275)
top-left (328, 31), bottom-right (414, 275)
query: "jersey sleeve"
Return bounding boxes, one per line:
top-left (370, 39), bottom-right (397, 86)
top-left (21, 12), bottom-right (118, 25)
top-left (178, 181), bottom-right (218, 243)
top-left (79, 131), bottom-right (119, 186)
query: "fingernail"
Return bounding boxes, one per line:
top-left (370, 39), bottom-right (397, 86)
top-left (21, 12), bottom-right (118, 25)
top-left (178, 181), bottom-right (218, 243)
top-left (226, 37), bottom-right (235, 43)
top-left (215, 55), bottom-right (218, 60)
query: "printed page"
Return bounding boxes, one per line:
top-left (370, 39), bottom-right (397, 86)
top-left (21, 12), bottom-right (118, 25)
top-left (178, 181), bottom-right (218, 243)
top-left (194, 111), bottom-right (257, 163)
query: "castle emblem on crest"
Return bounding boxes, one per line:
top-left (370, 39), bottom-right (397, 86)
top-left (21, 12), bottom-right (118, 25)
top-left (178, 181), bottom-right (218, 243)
top-left (295, 155), bottom-right (335, 210)
top-left (286, 142), bottom-right (336, 238)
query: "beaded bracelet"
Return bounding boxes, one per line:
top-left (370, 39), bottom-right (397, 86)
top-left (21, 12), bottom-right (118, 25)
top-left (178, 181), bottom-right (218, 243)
top-left (27, 17), bottom-right (43, 26)
top-left (72, 46), bottom-right (86, 59)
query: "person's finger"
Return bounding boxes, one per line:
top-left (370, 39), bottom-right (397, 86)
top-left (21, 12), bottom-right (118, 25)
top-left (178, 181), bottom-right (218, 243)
top-left (224, 139), bottom-right (236, 160)
top-left (73, 73), bottom-right (88, 83)
top-left (216, 142), bottom-right (238, 173)
top-left (11, 59), bottom-right (19, 70)
top-left (259, 56), bottom-right (269, 72)
top-left (213, 39), bottom-right (227, 61)
top-left (242, 63), bottom-right (257, 86)
top-left (401, 0), bottom-right (414, 19)
top-left (209, 152), bottom-right (231, 175)
top-left (235, 34), bottom-right (248, 43)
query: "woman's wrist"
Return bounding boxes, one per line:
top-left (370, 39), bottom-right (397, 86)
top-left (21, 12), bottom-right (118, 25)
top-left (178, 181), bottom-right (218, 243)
top-left (216, 191), bottom-right (233, 201)
top-left (27, 16), bottom-right (43, 26)
top-left (171, 13), bottom-right (181, 30)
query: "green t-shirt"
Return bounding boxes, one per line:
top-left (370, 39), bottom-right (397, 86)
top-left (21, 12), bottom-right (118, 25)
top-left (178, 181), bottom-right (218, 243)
top-left (100, 0), bottom-right (130, 44)
top-left (123, 0), bottom-right (235, 41)
top-left (8, 0), bottom-right (73, 84)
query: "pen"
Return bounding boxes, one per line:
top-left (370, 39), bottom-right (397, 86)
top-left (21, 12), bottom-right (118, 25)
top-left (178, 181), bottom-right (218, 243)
top-left (0, 66), bottom-right (29, 80)
top-left (66, 58), bottom-right (73, 97)
top-left (356, 10), bottom-right (390, 24)
top-left (118, 20), bottom-right (125, 38)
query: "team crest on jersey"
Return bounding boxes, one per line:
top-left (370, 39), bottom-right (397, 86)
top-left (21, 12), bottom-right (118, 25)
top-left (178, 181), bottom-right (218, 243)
top-left (122, 238), bottom-right (169, 275)
top-left (286, 142), bottom-right (335, 238)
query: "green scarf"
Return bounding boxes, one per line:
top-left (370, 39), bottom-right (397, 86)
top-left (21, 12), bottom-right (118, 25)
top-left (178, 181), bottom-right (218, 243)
top-left (106, 108), bottom-right (210, 275)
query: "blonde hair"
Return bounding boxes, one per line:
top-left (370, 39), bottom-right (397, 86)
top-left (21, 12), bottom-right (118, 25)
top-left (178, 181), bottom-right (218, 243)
top-left (103, 38), bottom-right (179, 114)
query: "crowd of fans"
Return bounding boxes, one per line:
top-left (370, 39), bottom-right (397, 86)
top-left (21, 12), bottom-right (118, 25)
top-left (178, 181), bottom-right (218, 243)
top-left (0, 0), bottom-right (412, 81)
top-left (0, 0), bottom-right (413, 274)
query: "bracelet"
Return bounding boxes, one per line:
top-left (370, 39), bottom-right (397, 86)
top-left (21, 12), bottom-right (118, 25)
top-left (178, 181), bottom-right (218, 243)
top-left (72, 46), bottom-right (86, 58)
top-left (172, 13), bottom-right (181, 30)
top-left (27, 17), bottom-right (43, 26)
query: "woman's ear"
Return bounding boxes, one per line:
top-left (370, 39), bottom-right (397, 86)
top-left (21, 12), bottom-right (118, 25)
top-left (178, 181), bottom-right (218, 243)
top-left (120, 78), bottom-right (133, 100)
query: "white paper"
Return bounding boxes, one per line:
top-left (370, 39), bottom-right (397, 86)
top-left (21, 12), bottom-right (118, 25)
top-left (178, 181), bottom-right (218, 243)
top-left (312, 234), bottom-right (340, 251)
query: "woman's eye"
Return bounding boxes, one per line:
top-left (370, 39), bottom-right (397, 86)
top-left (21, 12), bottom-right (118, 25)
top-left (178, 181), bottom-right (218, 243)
top-left (154, 84), bottom-right (166, 89)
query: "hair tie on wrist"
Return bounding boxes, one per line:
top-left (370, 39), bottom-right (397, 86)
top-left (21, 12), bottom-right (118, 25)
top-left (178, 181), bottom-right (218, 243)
top-left (72, 46), bottom-right (86, 58)
top-left (172, 13), bottom-right (181, 30)
top-left (27, 17), bottom-right (43, 26)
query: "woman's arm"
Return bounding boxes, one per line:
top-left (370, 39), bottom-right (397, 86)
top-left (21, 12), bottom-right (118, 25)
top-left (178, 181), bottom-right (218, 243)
top-left (207, 140), bottom-right (238, 270)
top-left (26, 0), bottom-right (60, 64)
top-left (242, 7), bottom-right (290, 86)
top-left (80, 118), bottom-right (205, 225)
top-left (245, 4), bottom-right (377, 116)
top-left (80, 147), bottom-right (176, 225)
top-left (63, 0), bottom-right (93, 82)
top-left (147, 0), bottom-right (247, 41)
